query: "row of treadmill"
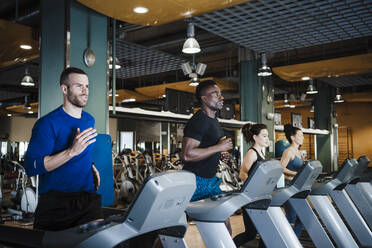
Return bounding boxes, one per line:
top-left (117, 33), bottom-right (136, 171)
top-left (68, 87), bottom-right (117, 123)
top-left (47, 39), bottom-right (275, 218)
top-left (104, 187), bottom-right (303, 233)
top-left (0, 156), bottom-right (371, 248)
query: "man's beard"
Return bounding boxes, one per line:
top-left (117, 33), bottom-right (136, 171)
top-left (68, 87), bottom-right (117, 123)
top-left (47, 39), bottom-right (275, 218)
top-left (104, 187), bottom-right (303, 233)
top-left (209, 100), bottom-right (223, 111)
top-left (67, 90), bottom-right (88, 108)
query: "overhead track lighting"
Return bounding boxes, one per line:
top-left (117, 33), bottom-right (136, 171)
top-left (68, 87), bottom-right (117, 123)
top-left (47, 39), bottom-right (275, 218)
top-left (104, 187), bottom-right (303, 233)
top-left (182, 23), bottom-right (200, 54)
top-left (180, 61), bottom-right (207, 87)
top-left (257, 53), bottom-right (272, 77)
top-left (181, 62), bottom-right (192, 75)
top-left (21, 67), bottom-right (35, 87)
top-left (196, 63), bottom-right (207, 75)
top-left (334, 88), bottom-right (344, 103)
top-left (306, 80), bottom-right (318, 94)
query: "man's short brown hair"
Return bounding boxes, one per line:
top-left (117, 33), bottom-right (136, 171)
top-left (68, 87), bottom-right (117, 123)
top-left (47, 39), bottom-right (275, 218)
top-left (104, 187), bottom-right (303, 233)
top-left (60, 67), bottom-right (87, 86)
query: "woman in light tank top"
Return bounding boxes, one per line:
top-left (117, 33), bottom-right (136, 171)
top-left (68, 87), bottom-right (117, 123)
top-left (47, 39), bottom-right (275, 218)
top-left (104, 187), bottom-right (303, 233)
top-left (281, 124), bottom-right (305, 238)
top-left (233, 123), bottom-right (269, 248)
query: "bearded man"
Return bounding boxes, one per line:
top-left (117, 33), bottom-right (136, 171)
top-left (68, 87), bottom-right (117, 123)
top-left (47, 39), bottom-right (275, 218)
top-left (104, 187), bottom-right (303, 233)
top-left (25, 67), bottom-right (101, 231)
top-left (181, 80), bottom-right (233, 201)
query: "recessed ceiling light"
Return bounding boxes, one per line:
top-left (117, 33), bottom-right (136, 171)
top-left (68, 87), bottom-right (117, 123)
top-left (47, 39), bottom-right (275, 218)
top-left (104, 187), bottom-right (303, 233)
top-left (20, 44), bottom-right (32, 50)
top-left (181, 10), bottom-right (195, 16)
top-left (133, 6), bottom-right (148, 14)
top-left (301, 76), bottom-right (310, 81)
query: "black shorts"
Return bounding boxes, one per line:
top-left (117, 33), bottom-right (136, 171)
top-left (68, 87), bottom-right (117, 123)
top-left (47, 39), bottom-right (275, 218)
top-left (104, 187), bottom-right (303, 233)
top-left (34, 191), bottom-right (103, 231)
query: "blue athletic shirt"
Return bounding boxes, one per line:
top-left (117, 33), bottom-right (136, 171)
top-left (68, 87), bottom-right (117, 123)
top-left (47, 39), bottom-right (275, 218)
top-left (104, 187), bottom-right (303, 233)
top-left (25, 106), bottom-right (95, 194)
top-left (287, 156), bottom-right (303, 172)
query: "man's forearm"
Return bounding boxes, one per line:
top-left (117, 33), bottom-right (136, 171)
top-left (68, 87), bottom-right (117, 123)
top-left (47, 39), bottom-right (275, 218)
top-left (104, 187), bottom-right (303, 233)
top-left (183, 145), bottom-right (221, 162)
top-left (43, 148), bottom-right (74, 172)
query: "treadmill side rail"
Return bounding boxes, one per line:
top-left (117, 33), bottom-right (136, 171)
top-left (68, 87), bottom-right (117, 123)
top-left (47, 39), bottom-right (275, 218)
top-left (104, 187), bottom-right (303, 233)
top-left (247, 207), bottom-right (303, 248)
top-left (346, 182), bottom-right (372, 229)
top-left (289, 198), bottom-right (334, 248)
top-left (330, 189), bottom-right (372, 247)
top-left (308, 195), bottom-right (358, 248)
top-left (195, 221), bottom-right (236, 248)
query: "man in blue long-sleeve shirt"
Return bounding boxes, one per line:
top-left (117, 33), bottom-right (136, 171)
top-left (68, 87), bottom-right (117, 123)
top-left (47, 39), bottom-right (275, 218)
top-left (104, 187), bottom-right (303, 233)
top-left (25, 67), bottom-right (101, 231)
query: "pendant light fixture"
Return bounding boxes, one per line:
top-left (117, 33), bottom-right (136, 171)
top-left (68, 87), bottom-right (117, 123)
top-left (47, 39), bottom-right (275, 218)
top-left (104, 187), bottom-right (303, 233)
top-left (109, 56), bottom-right (121, 69)
top-left (334, 88), bottom-right (344, 103)
top-left (182, 23), bottom-right (200, 54)
top-left (283, 93), bottom-right (290, 107)
top-left (306, 79), bottom-right (318, 94)
top-left (258, 53), bottom-right (272, 77)
top-left (21, 67), bottom-right (35, 87)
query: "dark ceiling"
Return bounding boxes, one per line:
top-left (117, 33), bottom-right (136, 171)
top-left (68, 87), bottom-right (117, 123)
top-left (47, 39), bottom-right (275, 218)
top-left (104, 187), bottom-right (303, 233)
top-left (0, 0), bottom-right (372, 110)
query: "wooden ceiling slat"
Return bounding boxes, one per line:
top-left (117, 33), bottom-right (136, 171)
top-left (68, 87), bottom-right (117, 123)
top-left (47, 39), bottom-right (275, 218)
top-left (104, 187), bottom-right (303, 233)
top-left (0, 19), bottom-right (39, 68)
top-left (135, 77), bottom-right (238, 98)
top-left (273, 54), bottom-right (372, 82)
top-left (77, 0), bottom-right (247, 26)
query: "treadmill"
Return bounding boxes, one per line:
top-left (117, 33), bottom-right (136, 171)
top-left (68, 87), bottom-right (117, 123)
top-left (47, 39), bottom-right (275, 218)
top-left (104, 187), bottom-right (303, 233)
top-left (0, 171), bottom-right (196, 248)
top-left (186, 159), bottom-right (283, 248)
top-left (308, 158), bottom-right (361, 248)
top-left (247, 160), bottom-right (322, 248)
top-left (328, 157), bottom-right (372, 247)
top-left (345, 156), bottom-right (372, 229)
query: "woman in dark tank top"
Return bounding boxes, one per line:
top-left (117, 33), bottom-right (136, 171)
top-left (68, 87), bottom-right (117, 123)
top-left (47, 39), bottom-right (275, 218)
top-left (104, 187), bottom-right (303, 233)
top-left (239, 124), bottom-right (269, 181)
top-left (234, 123), bottom-right (269, 248)
top-left (280, 124), bottom-right (305, 238)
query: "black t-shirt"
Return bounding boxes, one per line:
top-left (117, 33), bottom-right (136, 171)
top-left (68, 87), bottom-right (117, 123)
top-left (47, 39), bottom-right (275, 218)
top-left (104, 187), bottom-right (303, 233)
top-left (182, 110), bottom-right (224, 178)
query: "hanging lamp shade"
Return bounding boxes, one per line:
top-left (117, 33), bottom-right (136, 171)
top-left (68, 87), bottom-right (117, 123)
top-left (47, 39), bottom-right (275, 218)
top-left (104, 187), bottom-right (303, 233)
top-left (334, 88), bottom-right (344, 103)
top-left (257, 66), bottom-right (272, 77)
top-left (306, 80), bottom-right (318, 94)
top-left (21, 67), bottom-right (34, 87)
top-left (258, 53), bottom-right (272, 77)
top-left (21, 74), bottom-right (34, 87)
top-left (182, 38), bottom-right (200, 54)
top-left (109, 56), bottom-right (121, 69)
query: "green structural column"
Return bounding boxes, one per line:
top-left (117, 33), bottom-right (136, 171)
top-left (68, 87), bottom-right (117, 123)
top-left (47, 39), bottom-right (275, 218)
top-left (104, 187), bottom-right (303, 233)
top-left (40, 0), bottom-right (108, 133)
top-left (40, 0), bottom-right (66, 116)
top-left (240, 50), bottom-right (261, 123)
top-left (239, 49), bottom-right (275, 158)
top-left (314, 83), bottom-right (337, 172)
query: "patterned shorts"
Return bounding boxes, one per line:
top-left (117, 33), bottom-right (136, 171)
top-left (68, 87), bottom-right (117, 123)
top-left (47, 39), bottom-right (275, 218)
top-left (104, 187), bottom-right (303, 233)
top-left (191, 176), bottom-right (222, 202)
